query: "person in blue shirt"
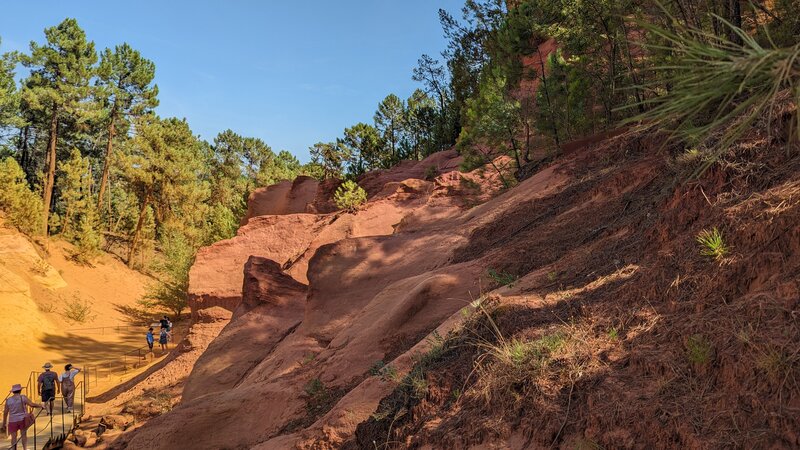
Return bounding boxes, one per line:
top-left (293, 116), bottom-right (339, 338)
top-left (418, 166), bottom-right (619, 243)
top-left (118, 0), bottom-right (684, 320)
top-left (146, 327), bottom-right (155, 353)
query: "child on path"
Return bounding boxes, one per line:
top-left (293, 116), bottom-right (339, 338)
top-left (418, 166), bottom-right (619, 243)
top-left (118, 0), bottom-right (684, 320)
top-left (146, 327), bottom-right (155, 353)
top-left (2, 383), bottom-right (44, 450)
top-left (37, 362), bottom-right (59, 416)
top-left (59, 364), bottom-right (81, 413)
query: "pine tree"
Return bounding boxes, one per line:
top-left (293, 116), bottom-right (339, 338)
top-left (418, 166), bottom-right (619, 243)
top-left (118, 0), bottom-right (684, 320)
top-left (309, 141), bottom-right (346, 179)
top-left (341, 123), bottom-right (381, 176)
top-left (119, 115), bottom-right (203, 265)
top-left (0, 157), bottom-right (42, 236)
top-left (0, 38), bottom-right (22, 134)
top-left (57, 148), bottom-right (89, 237)
top-left (95, 43), bottom-right (159, 210)
top-left (374, 94), bottom-right (405, 163)
top-left (20, 18), bottom-right (97, 235)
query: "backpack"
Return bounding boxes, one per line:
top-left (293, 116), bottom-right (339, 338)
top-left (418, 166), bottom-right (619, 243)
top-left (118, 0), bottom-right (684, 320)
top-left (41, 372), bottom-right (56, 391)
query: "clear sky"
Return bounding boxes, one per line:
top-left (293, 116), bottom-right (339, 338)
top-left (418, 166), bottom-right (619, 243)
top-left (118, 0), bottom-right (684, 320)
top-left (0, 1), bottom-right (463, 162)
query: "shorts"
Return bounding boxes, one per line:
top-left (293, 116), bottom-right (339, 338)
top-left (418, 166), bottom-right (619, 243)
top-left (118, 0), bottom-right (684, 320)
top-left (42, 389), bottom-right (55, 402)
top-left (148, 342), bottom-right (154, 350)
top-left (8, 419), bottom-right (25, 434)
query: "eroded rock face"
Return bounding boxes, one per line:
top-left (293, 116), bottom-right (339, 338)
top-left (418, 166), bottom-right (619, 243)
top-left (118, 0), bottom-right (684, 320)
top-left (187, 214), bottom-right (328, 318)
top-left (113, 151), bottom-right (517, 449)
top-left (242, 176), bottom-right (320, 225)
top-left (182, 257), bottom-right (307, 401)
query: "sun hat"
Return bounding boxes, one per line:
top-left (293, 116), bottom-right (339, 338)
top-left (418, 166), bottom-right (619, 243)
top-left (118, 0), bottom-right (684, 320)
top-left (43, 362), bottom-right (53, 369)
top-left (10, 384), bottom-right (22, 393)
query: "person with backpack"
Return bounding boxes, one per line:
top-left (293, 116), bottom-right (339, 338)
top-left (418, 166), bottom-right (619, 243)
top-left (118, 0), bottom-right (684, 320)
top-left (2, 383), bottom-right (43, 450)
top-left (159, 327), bottom-right (171, 352)
top-left (146, 327), bottom-right (155, 353)
top-left (37, 362), bottom-right (59, 416)
top-left (160, 316), bottom-right (169, 331)
top-left (59, 364), bottom-right (81, 413)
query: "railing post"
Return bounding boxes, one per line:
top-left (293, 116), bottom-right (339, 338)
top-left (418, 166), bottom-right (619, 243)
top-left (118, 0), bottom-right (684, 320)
top-left (61, 396), bottom-right (65, 435)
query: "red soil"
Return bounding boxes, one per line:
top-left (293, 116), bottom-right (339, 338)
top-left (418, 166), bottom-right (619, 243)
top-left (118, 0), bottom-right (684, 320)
top-left (98, 100), bottom-right (800, 450)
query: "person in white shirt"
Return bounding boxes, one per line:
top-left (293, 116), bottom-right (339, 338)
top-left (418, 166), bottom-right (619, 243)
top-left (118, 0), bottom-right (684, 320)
top-left (59, 364), bottom-right (81, 413)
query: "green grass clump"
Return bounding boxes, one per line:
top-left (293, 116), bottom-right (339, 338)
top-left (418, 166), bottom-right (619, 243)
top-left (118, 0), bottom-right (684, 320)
top-left (487, 268), bottom-right (518, 287)
top-left (686, 334), bottom-right (714, 365)
top-left (696, 227), bottom-right (728, 260)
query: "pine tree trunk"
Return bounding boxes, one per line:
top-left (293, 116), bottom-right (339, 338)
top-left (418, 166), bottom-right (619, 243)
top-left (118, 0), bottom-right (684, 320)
top-left (128, 189), bottom-right (151, 267)
top-left (97, 109), bottom-right (117, 210)
top-left (537, 48), bottom-right (561, 147)
top-left (42, 106), bottom-right (59, 236)
top-left (62, 204), bottom-right (72, 237)
top-left (728, 0), bottom-right (743, 45)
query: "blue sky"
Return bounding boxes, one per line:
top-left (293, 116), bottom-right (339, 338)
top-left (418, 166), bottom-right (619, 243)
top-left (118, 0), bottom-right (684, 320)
top-left (0, 1), bottom-right (463, 162)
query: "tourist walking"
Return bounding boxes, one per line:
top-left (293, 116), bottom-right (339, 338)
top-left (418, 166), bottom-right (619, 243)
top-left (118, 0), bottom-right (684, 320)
top-left (37, 363), bottom-right (59, 416)
top-left (159, 327), bottom-right (171, 352)
top-left (59, 364), bottom-right (81, 413)
top-left (2, 383), bottom-right (43, 450)
top-left (146, 327), bottom-right (155, 353)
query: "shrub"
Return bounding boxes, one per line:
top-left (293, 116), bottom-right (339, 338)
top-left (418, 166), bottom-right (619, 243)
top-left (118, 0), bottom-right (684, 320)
top-left (62, 294), bottom-right (95, 323)
top-left (333, 180), bottom-right (367, 212)
top-left (0, 157), bottom-right (42, 235)
top-left (696, 227), bottom-right (728, 260)
top-left (424, 165), bottom-right (439, 180)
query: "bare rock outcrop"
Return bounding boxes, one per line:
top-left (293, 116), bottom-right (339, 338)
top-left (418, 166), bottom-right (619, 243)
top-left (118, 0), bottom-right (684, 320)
top-left (182, 256), bottom-right (307, 401)
top-left (242, 175), bottom-right (320, 225)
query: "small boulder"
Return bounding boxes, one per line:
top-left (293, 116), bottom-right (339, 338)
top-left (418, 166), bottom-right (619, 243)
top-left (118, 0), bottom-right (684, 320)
top-left (100, 414), bottom-right (131, 430)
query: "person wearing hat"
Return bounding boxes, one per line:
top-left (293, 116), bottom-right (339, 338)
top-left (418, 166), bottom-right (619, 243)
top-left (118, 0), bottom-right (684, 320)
top-left (37, 362), bottom-right (59, 416)
top-left (2, 383), bottom-right (43, 450)
top-left (59, 364), bottom-right (81, 413)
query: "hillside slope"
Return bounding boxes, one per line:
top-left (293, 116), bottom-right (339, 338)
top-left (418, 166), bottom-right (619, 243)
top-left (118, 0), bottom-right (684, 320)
top-left (111, 101), bottom-right (798, 449)
top-left (0, 225), bottom-right (153, 392)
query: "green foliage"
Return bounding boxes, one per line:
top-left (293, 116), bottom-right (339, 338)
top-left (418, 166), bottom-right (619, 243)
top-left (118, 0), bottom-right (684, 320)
top-left (333, 180), bottom-right (367, 212)
top-left (535, 50), bottom-right (592, 143)
top-left (96, 43), bottom-right (159, 116)
top-left (140, 229), bottom-right (193, 318)
top-left (487, 268), bottom-right (517, 286)
top-left (73, 206), bottom-right (103, 263)
top-left (304, 378), bottom-right (327, 398)
top-left (309, 141), bottom-right (347, 179)
top-left (0, 157), bottom-right (42, 235)
top-left (424, 165), bottom-right (439, 180)
top-left (0, 39), bottom-right (22, 132)
top-left (341, 123), bottom-right (382, 176)
top-left (374, 94), bottom-right (405, 162)
top-left (686, 334), bottom-right (714, 365)
top-left (61, 294), bottom-right (95, 323)
top-left (696, 227), bottom-right (728, 260)
top-left (628, 17), bottom-right (800, 176)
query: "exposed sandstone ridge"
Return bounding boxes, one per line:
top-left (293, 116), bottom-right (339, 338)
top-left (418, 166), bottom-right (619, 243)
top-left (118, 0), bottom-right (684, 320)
top-left (114, 148), bottom-right (515, 449)
top-left (242, 175), bottom-right (322, 225)
top-left (116, 114), bottom-right (800, 449)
